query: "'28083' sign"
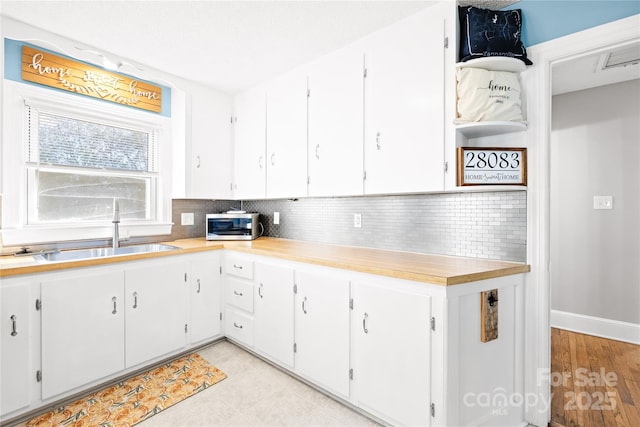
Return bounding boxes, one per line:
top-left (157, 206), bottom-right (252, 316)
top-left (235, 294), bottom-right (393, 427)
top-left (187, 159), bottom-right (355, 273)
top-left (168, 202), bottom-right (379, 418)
top-left (457, 147), bottom-right (527, 186)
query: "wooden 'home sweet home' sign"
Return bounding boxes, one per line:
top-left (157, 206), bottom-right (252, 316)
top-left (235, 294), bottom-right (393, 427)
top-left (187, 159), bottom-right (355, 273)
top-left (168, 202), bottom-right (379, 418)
top-left (21, 45), bottom-right (162, 113)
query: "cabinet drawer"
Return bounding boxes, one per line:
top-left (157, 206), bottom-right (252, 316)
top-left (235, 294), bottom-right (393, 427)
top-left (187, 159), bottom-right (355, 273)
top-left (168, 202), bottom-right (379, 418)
top-left (226, 278), bottom-right (254, 313)
top-left (225, 254), bottom-right (254, 280)
top-left (225, 309), bottom-right (254, 347)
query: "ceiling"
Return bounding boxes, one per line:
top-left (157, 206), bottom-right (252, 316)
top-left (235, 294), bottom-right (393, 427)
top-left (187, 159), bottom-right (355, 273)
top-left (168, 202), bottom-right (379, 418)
top-left (0, 0), bottom-right (436, 94)
top-left (552, 41), bottom-right (640, 95)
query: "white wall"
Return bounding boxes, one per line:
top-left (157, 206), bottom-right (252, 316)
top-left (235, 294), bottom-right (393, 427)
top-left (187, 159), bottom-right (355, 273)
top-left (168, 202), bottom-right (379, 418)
top-left (550, 79), bottom-right (640, 326)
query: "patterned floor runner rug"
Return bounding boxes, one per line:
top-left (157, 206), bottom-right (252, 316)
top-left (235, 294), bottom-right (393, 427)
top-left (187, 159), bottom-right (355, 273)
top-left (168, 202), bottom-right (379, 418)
top-left (26, 353), bottom-right (227, 427)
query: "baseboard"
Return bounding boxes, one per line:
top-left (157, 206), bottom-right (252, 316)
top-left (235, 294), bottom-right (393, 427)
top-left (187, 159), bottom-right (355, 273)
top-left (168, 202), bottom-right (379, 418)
top-left (551, 310), bottom-right (640, 345)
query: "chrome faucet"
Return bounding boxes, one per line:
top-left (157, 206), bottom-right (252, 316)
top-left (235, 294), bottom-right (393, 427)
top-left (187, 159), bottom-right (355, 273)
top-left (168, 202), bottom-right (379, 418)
top-left (112, 198), bottom-right (120, 249)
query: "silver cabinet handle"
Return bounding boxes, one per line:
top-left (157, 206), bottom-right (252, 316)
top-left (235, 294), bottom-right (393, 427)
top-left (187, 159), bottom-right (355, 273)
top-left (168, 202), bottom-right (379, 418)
top-left (196, 155), bottom-right (201, 168)
top-left (271, 153), bottom-right (276, 166)
top-left (233, 264), bottom-right (243, 270)
top-left (10, 315), bottom-right (17, 336)
top-left (258, 283), bottom-right (264, 299)
top-left (112, 296), bottom-right (117, 315)
top-left (233, 322), bottom-right (243, 329)
top-left (315, 144), bottom-right (320, 160)
top-left (197, 278), bottom-right (201, 294)
top-left (363, 312), bottom-right (369, 334)
top-left (259, 155), bottom-right (264, 169)
top-left (302, 296), bottom-right (308, 314)
top-left (376, 132), bottom-right (381, 150)
top-left (233, 290), bottom-right (243, 296)
top-left (133, 291), bottom-right (138, 309)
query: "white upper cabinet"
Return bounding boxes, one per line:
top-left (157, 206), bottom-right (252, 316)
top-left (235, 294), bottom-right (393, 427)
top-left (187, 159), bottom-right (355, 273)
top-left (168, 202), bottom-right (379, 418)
top-left (188, 87), bottom-right (233, 199)
top-left (265, 68), bottom-right (309, 199)
top-left (307, 44), bottom-right (364, 197)
top-left (233, 85), bottom-right (267, 199)
top-left (362, 6), bottom-right (446, 195)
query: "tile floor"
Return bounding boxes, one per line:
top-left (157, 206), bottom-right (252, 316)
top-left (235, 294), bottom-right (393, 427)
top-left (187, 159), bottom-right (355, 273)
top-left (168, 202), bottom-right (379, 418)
top-left (138, 340), bottom-right (381, 426)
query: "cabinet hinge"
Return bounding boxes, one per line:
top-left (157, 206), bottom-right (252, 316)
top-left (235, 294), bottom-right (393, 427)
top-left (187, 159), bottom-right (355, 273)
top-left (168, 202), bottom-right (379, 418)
top-left (294, 284), bottom-right (297, 294)
top-left (444, 36), bottom-right (449, 49)
top-left (185, 324), bottom-right (188, 333)
top-left (363, 170), bottom-right (367, 181)
top-left (431, 317), bottom-right (436, 331)
top-left (307, 89), bottom-right (311, 98)
top-left (431, 402), bottom-right (436, 417)
top-left (220, 312), bottom-right (223, 321)
top-left (36, 370), bottom-right (42, 382)
top-left (307, 176), bottom-right (310, 185)
top-left (293, 343), bottom-right (297, 353)
top-left (231, 116), bottom-right (237, 124)
top-left (349, 298), bottom-right (354, 310)
top-left (35, 299), bottom-right (41, 311)
top-left (363, 68), bottom-right (367, 78)
top-left (349, 368), bottom-right (354, 380)
top-left (444, 161), bottom-right (449, 173)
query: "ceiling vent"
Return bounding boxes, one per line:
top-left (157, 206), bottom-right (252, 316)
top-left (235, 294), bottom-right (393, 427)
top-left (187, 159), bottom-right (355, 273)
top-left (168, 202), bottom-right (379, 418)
top-left (601, 44), bottom-right (640, 70)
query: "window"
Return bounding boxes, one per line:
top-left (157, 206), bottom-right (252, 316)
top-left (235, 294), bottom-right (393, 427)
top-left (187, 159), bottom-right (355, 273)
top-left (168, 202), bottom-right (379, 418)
top-left (26, 106), bottom-right (159, 225)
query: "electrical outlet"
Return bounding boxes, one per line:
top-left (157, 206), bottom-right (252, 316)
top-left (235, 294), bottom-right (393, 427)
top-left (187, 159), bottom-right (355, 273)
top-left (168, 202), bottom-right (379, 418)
top-left (593, 196), bottom-right (613, 210)
top-left (181, 212), bottom-right (194, 226)
top-left (354, 213), bottom-right (362, 228)
top-left (273, 212), bottom-right (280, 225)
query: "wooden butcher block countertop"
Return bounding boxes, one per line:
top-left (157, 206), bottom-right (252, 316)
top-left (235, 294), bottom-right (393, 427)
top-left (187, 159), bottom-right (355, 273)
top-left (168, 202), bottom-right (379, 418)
top-left (0, 237), bottom-right (530, 285)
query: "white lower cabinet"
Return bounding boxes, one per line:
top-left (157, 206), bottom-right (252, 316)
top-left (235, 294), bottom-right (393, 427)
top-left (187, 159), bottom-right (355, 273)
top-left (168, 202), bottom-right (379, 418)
top-left (125, 259), bottom-right (189, 368)
top-left (41, 269), bottom-right (125, 400)
top-left (351, 279), bottom-right (431, 426)
top-left (254, 262), bottom-right (295, 368)
top-left (189, 252), bottom-right (222, 344)
top-left (294, 268), bottom-right (350, 398)
top-left (1, 279), bottom-right (37, 415)
top-left (0, 251), bottom-right (224, 424)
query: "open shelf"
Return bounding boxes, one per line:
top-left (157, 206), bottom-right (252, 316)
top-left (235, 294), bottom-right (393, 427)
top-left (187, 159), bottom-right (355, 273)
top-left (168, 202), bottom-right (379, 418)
top-left (455, 121), bottom-right (527, 138)
top-left (456, 57), bottom-right (527, 73)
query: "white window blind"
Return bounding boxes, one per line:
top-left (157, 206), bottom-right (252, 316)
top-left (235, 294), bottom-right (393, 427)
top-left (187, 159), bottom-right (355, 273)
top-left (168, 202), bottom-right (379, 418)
top-left (25, 105), bottom-right (159, 224)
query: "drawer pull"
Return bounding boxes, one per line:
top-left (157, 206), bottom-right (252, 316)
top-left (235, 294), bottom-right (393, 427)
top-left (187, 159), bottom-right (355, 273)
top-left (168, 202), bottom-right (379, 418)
top-left (10, 315), bottom-right (17, 336)
top-left (112, 296), bottom-right (117, 315)
top-left (258, 283), bottom-right (264, 299)
top-left (233, 290), bottom-right (243, 297)
top-left (302, 297), bottom-right (308, 314)
top-left (233, 322), bottom-right (243, 329)
top-left (233, 264), bottom-right (244, 270)
top-left (363, 312), bottom-right (369, 334)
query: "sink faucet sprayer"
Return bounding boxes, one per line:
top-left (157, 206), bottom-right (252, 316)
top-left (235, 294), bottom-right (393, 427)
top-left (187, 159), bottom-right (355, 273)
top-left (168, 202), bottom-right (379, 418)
top-left (112, 198), bottom-right (120, 249)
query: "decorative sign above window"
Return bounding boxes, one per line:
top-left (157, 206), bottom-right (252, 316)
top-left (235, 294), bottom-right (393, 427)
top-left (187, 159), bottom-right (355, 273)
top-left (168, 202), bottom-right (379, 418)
top-left (457, 147), bottom-right (527, 186)
top-left (21, 45), bottom-right (162, 113)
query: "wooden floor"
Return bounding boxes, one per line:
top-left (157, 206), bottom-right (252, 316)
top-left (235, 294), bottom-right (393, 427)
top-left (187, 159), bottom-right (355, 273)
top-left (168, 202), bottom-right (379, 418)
top-left (550, 328), bottom-right (640, 427)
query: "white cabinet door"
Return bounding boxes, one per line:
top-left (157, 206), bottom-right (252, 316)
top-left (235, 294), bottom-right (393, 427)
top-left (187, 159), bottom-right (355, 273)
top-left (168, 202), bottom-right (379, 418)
top-left (254, 261), bottom-right (295, 367)
top-left (295, 269), bottom-right (350, 398)
top-left (189, 252), bottom-right (222, 344)
top-left (363, 7), bottom-right (445, 194)
top-left (125, 259), bottom-right (188, 368)
top-left (352, 280), bottom-right (431, 426)
top-left (1, 281), bottom-right (34, 414)
top-left (265, 69), bottom-right (308, 199)
top-left (233, 85), bottom-right (267, 199)
top-left (41, 270), bottom-right (125, 399)
top-left (188, 88), bottom-right (233, 199)
top-left (307, 45), bottom-right (364, 197)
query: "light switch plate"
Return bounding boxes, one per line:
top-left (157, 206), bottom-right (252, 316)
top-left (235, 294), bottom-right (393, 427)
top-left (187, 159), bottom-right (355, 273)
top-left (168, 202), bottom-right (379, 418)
top-left (181, 212), bottom-right (194, 226)
top-left (593, 196), bottom-right (613, 210)
top-left (354, 213), bottom-right (362, 228)
top-left (273, 212), bottom-right (280, 225)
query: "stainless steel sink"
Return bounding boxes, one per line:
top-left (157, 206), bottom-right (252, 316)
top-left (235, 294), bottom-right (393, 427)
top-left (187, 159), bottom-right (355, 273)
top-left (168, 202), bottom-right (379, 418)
top-left (32, 243), bottom-right (180, 263)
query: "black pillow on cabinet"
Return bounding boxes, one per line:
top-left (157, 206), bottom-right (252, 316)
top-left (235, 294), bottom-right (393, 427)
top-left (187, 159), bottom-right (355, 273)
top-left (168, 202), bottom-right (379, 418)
top-left (459, 6), bottom-right (533, 65)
